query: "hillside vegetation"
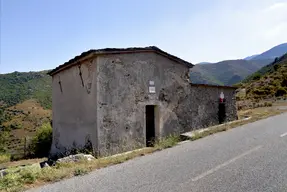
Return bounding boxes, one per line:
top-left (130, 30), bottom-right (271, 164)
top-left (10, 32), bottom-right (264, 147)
top-left (190, 43), bottom-right (287, 86)
top-left (190, 59), bottom-right (272, 85)
top-left (0, 71), bottom-right (52, 159)
top-left (239, 53), bottom-right (287, 100)
top-left (0, 71), bottom-right (52, 109)
top-left (0, 100), bottom-right (52, 159)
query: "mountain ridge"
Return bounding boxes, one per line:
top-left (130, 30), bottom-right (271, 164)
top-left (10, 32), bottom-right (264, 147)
top-left (249, 43), bottom-right (287, 60)
top-left (191, 43), bottom-right (287, 85)
top-left (190, 59), bottom-right (273, 86)
top-left (244, 54), bottom-right (259, 60)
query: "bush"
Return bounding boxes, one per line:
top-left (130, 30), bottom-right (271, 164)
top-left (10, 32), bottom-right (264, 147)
top-left (10, 154), bottom-right (25, 161)
top-left (274, 64), bottom-right (280, 71)
top-left (253, 88), bottom-right (266, 96)
top-left (252, 73), bottom-right (262, 81)
top-left (264, 102), bottom-right (273, 107)
top-left (282, 79), bottom-right (287, 87)
top-left (275, 87), bottom-right (287, 97)
top-left (19, 167), bottom-right (41, 184)
top-left (0, 154), bottom-right (10, 163)
top-left (0, 131), bottom-right (8, 154)
top-left (28, 122), bottom-right (52, 158)
top-left (10, 123), bottom-right (22, 130)
top-left (0, 172), bottom-right (23, 192)
top-left (0, 166), bottom-right (41, 191)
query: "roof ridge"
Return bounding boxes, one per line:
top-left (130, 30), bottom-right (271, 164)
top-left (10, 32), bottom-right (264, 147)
top-left (48, 46), bottom-right (193, 76)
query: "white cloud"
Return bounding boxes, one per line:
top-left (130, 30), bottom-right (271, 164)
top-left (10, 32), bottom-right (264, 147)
top-left (150, 0), bottom-right (287, 63)
top-left (267, 2), bottom-right (287, 10)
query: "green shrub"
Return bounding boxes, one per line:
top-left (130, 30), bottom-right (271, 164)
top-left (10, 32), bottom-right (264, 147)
top-left (253, 88), bottom-right (266, 96)
top-left (10, 154), bottom-right (25, 161)
top-left (19, 166), bottom-right (40, 184)
top-left (0, 153), bottom-right (10, 163)
top-left (274, 64), bottom-right (280, 71)
top-left (0, 166), bottom-right (41, 191)
top-left (252, 73), bottom-right (262, 81)
top-left (28, 122), bottom-right (52, 158)
top-left (0, 172), bottom-right (23, 192)
top-left (0, 131), bottom-right (9, 154)
top-left (282, 79), bottom-right (287, 87)
top-left (275, 87), bottom-right (287, 97)
top-left (264, 102), bottom-right (273, 107)
top-left (10, 123), bottom-right (22, 130)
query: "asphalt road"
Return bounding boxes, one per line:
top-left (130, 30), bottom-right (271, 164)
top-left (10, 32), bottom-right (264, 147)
top-left (28, 113), bottom-right (287, 192)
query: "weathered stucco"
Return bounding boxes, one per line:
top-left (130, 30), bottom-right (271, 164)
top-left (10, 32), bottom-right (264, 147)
top-left (189, 85), bottom-right (237, 129)
top-left (96, 52), bottom-right (191, 155)
top-left (50, 58), bottom-right (98, 156)
top-left (50, 48), bottom-right (238, 158)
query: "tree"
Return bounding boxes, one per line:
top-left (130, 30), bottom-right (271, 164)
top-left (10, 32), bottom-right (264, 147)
top-left (28, 122), bottom-right (52, 157)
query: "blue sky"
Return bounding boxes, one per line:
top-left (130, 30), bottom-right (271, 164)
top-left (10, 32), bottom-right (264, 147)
top-left (1, 0), bottom-right (287, 73)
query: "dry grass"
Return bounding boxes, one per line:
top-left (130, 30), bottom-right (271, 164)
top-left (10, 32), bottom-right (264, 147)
top-left (238, 104), bottom-right (285, 119)
top-left (1, 99), bottom-right (52, 160)
top-left (3, 99), bottom-right (51, 133)
top-left (154, 135), bottom-right (180, 150)
top-left (0, 158), bottom-right (47, 170)
top-left (0, 148), bottom-right (156, 192)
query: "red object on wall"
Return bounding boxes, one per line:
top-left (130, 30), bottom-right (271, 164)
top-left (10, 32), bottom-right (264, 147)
top-left (219, 92), bottom-right (225, 103)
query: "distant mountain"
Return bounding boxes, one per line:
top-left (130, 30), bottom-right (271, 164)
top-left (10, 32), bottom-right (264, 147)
top-left (190, 59), bottom-right (272, 86)
top-left (197, 62), bottom-right (212, 65)
top-left (244, 54), bottom-right (259, 60)
top-left (251, 43), bottom-right (287, 60)
top-left (192, 43), bottom-right (287, 86)
top-left (240, 53), bottom-right (287, 99)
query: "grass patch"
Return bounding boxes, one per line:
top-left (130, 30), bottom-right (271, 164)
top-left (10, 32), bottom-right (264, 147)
top-left (38, 167), bottom-right (71, 182)
top-left (190, 126), bottom-right (229, 141)
top-left (154, 135), bottom-right (180, 150)
top-left (0, 148), bottom-right (156, 192)
top-left (73, 167), bottom-right (89, 176)
top-left (0, 158), bottom-right (46, 170)
top-left (0, 172), bottom-right (23, 192)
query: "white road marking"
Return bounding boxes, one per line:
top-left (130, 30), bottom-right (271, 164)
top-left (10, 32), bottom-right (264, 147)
top-left (191, 145), bottom-right (262, 182)
top-left (280, 132), bottom-right (287, 137)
